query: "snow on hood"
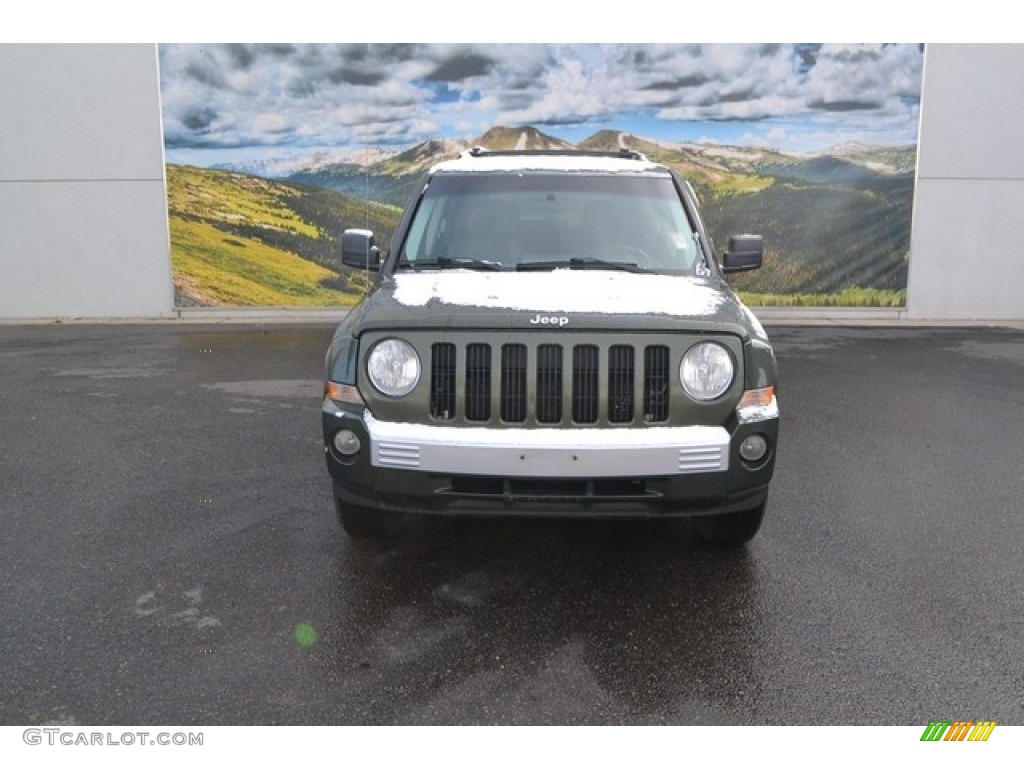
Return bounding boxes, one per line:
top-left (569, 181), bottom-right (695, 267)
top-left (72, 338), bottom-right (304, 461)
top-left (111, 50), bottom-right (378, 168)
top-left (392, 270), bottom-right (727, 316)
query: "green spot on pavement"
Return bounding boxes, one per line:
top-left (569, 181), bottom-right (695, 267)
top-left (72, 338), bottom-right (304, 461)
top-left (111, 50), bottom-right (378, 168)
top-left (294, 622), bottom-right (318, 648)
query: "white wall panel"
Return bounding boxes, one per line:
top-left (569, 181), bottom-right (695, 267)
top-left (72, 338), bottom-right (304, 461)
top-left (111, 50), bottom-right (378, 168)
top-left (915, 44), bottom-right (1024, 180)
top-left (908, 179), bottom-right (1024, 319)
top-left (0, 45), bottom-right (165, 181)
top-left (907, 44), bottom-right (1024, 320)
top-left (0, 181), bottom-right (172, 317)
top-left (0, 44), bottom-right (172, 319)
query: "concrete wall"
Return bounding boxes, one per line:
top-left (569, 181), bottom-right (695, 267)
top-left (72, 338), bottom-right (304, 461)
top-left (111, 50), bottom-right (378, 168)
top-left (0, 44), bottom-right (173, 319)
top-left (907, 44), bottom-right (1024, 320)
top-left (0, 44), bottom-right (1021, 321)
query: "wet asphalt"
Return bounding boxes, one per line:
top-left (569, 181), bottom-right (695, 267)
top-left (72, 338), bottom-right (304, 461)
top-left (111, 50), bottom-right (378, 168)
top-left (0, 322), bottom-right (1021, 725)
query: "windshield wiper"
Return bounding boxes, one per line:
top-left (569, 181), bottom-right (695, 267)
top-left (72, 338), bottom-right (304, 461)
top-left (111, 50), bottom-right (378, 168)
top-left (516, 257), bottom-right (649, 273)
top-left (398, 257), bottom-right (505, 272)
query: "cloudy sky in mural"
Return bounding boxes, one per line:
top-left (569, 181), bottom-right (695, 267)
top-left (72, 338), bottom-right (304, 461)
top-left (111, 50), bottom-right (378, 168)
top-left (160, 43), bottom-right (923, 164)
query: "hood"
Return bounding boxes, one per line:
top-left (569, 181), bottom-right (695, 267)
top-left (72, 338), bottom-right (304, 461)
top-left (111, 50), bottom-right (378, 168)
top-left (348, 270), bottom-right (766, 341)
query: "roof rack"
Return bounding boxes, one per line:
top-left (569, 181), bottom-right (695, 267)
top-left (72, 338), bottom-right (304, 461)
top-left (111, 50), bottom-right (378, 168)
top-left (461, 147), bottom-right (649, 162)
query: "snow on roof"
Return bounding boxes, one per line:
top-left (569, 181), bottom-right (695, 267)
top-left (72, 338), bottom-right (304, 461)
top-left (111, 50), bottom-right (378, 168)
top-left (430, 152), bottom-right (665, 175)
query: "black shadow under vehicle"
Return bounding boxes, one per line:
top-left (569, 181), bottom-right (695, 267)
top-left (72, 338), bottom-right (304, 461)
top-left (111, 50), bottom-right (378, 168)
top-left (322, 149), bottom-right (779, 546)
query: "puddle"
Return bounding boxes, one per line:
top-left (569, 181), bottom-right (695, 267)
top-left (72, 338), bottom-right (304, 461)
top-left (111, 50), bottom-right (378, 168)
top-left (203, 379), bottom-right (321, 400)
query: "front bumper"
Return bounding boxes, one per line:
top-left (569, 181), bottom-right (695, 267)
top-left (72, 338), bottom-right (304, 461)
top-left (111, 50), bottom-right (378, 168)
top-left (364, 411), bottom-right (731, 477)
top-left (323, 399), bottom-right (777, 520)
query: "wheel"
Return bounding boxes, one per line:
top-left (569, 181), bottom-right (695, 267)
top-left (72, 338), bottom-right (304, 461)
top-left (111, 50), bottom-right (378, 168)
top-left (333, 492), bottom-right (404, 540)
top-left (691, 500), bottom-right (766, 546)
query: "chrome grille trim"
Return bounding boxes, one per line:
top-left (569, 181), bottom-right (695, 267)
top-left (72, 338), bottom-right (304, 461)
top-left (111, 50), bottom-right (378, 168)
top-left (375, 441), bottom-right (422, 469)
top-left (678, 445), bottom-right (729, 472)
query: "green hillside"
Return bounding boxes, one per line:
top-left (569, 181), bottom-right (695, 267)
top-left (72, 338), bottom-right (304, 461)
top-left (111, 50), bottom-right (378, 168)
top-left (170, 217), bottom-right (350, 307)
top-left (284, 127), bottom-right (913, 303)
top-left (703, 176), bottom-right (914, 296)
top-left (580, 131), bottom-right (913, 302)
top-left (166, 165), bottom-right (401, 306)
top-left (178, 127), bottom-right (917, 307)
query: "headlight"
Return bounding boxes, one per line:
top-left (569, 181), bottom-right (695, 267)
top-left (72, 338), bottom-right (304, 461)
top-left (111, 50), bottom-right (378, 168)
top-left (680, 342), bottom-right (734, 401)
top-left (366, 339), bottom-right (420, 397)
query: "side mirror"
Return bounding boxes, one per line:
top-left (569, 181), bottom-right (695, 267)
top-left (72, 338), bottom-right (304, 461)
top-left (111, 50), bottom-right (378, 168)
top-left (341, 228), bottom-right (381, 271)
top-left (721, 234), bottom-right (763, 273)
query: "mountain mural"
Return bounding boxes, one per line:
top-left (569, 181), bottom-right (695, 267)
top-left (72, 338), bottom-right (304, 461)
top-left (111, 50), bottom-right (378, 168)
top-left (160, 43), bottom-right (923, 307)
top-left (192, 124), bottom-right (912, 305)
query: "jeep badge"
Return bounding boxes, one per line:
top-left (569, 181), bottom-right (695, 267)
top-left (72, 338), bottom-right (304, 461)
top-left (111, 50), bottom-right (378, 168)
top-left (529, 314), bottom-right (569, 326)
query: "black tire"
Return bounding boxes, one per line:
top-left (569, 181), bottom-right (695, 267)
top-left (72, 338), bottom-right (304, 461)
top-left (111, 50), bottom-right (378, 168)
top-left (334, 495), bottom-right (404, 540)
top-left (692, 500), bottom-right (766, 546)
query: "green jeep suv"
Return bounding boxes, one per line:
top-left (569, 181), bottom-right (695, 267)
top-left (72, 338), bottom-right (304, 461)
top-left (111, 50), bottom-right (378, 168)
top-left (322, 148), bottom-right (778, 545)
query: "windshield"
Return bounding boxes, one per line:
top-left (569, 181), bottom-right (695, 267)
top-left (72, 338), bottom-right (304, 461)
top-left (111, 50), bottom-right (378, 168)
top-left (397, 172), bottom-right (706, 274)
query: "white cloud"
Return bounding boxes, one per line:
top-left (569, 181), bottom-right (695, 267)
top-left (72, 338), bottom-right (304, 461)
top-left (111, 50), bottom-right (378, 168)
top-left (252, 113), bottom-right (288, 134)
top-left (159, 43), bottom-right (923, 153)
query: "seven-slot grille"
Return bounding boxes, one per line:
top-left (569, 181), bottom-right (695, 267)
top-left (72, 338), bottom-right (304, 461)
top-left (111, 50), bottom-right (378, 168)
top-left (430, 342), bottom-right (671, 425)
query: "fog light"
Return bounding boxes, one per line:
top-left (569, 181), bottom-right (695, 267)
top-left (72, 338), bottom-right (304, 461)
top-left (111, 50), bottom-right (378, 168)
top-left (332, 430), bottom-right (361, 456)
top-left (739, 434), bottom-right (768, 463)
